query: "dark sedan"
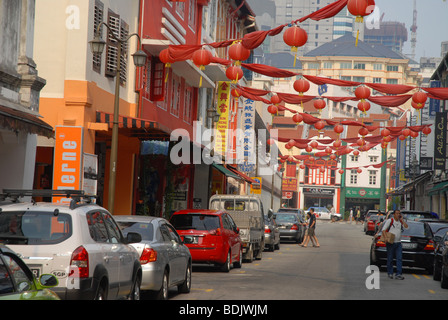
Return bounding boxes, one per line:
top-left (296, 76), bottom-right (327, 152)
top-left (370, 220), bottom-right (435, 274)
top-left (274, 212), bottom-right (305, 243)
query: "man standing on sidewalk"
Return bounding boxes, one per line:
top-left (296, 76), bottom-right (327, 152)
top-left (381, 209), bottom-right (408, 280)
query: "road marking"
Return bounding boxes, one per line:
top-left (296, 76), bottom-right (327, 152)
top-left (412, 274), bottom-right (420, 279)
top-left (428, 290), bottom-right (435, 294)
top-left (192, 288), bottom-right (214, 292)
top-left (423, 275), bottom-right (431, 279)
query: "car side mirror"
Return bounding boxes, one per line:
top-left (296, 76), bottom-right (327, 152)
top-left (126, 232), bottom-right (142, 244)
top-left (39, 274), bottom-right (59, 288)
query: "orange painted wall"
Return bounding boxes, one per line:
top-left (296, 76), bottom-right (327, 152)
top-left (39, 80), bottom-right (140, 215)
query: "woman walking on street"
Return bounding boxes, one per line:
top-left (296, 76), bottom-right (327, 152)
top-left (300, 208), bottom-right (320, 248)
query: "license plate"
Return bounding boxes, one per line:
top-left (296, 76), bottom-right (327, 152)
top-left (29, 267), bottom-right (41, 278)
top-left (402, 242), bottom-right (417, 249)
top-left (183, 236), bottom-right (199, 244)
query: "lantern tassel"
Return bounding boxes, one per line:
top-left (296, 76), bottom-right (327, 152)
top-left (355, 29), bottom-right (359, 47)
top-left (165, 63), bottom-right (171, 83)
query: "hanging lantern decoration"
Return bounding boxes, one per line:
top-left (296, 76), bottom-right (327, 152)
top-left (305, 145), bottom-right (313, 153)
top-left (353, 150), bottom-right (360, 156)
top-left (310, 141), bottom-right (318, 149)
top-left (267, 104), bottom-right (278, 115)
top-left (410, 130), bottom-right (419, 139)
top-left (422, 127), bottom-right (432, 135)
top-left (293, 78), bottom-right (310, 96)
top-left (192, 48), bottom-right (212, 87)
top-left (381, 141), bottom-right (388, 149)
top-left (314, 120), bottom-right (325, 131)
top-left (355, 85), bottom-right (371, 100)
top-left (338, 169), bottom-right (344, 175)
top-left (292, 113), bottom-right (303, 124)
top-left (357, 101), bottom-right (371, 115)
top-left (330, 153), bottom-right (337, 160)
top-left (357, 138), bottom-right (365, 147)
top-left (325, 147), bottom-right (332, 154)
top-left (293, 78), bottom-right (310, 108)
top-left (347, 0), bottom-right (375, 46)
top-left (230, 87), bottom-right (243, 109)
top-left (300, 164), bottom-right (306, 170)
top-left (333, 140), bottom-right (342, 148)
top-left (358, 127), bottom-right (369, 137)
top-left (285, 142), bottom-right (293, 150)
top-left (412, 91), bottom-right (428, 109)
top-left (226, 65), bottom-right (244, 83)
top-left (271, 95), bottom-right (281, 106)
top-left (228, 41), bottom-right (251, 66)
top-left (381, 128), bottom-right (391, 138)
top-left (334, 124), bottom-right (344, 135)
top-left (283, 25), bottom-right (308, 67)
top-left (319, 167), bottom-right (325, 173)
top-left (398, 135), bottom-right (406, 141)
top-left (357, 168), bottom-right (363, 174)
top-left (402, 128), bottom-right (411, 137)
top-left (159, 48), bottom-right (175, 82)
top-left (313, 99), bottom-right (326, 114)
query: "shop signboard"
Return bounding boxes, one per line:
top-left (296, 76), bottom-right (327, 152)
top-left (282, 178), bottom-right (297, 192)
top-left (215, 81), bottom-right (230, 157)
top-left (345, 187), bottom-right (381, 199)
top-left (434, 111), bottom-right (447, 170)
top-left (52, 126), bottom-right (83, 204)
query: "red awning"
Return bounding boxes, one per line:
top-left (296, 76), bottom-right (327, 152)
top-left (225, 164), bottom-right (258, 185)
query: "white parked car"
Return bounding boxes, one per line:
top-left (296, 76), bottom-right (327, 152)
top-left (0, 190), bottom-right (142, 300)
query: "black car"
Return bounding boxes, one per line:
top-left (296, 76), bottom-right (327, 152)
top-left (400, 210), bottom-right (439, 221)
top-left (370, 220), bottom-right (435, 274)
top-left (432, 227), bottom-right (448, 287)
top-left (274, 212), bottom-right (306, 243)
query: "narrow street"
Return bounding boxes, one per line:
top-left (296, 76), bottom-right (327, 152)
top-left (169, 221), bottom-right (448, 301)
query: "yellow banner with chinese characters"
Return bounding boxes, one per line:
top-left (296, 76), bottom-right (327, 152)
top-left (215, 81), bottom-right (230, 156)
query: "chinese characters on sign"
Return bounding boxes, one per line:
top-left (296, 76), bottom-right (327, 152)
top-left (215, 81), bottom-right (230, 156)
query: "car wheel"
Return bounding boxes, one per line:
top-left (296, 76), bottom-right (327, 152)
top-left (129, 275), bottom-right (141, 300)
top-left (221, 251), bottom-right (231, 272)
top-left (178, 263), bottom-right (192, 293)
top-left (233, 247), bottom-right (242, 269)
top-left (157, 270), bottom-right (169, 300)
top-left (95, 281), bottom-right (108, 300)
top-left (441, 265), bottom-right (448, 289)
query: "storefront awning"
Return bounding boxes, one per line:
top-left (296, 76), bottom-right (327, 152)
top-left (0, 105), bottom-right (53, 138)
top-left (213, 163), bottom-right (240, 180)
top-left (428, 180), bottom-right (448, 196)
top-left (225, 164), bottom-right (258, 185)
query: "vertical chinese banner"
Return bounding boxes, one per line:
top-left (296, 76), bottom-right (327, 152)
top-left (52, 126), bottom-right (84, 204)
top-left (215, 81), bottom-right (230, 157)
top-left (242, 98), bottom-right (255, 164)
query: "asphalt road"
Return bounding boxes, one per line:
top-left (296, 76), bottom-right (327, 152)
top-left (169, 220), bottom-right (448, 301)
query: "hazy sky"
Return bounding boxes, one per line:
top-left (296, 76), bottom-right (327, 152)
top-left (362, 0), bottom-right (448, 59)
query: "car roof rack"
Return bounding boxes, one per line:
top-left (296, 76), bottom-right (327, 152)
top-left (0, 189), bottom-right (97, 209)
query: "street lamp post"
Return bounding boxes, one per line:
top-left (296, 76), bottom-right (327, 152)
top-left (89, 23), bottom-right (147, 214)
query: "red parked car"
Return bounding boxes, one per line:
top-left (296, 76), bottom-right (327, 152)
top-left (170, 210), bottom-right (242, 272)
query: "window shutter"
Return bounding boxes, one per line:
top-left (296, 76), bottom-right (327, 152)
top-left (150, 58), bottom-right (165, 101)
top-left (93, 0), bottom-right (104, 73)
top-left (105, 10), bottom-right (120, 78)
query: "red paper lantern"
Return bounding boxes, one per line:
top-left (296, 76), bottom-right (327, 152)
top-left (422, 127), bottom-right (432, 135)
top-left (159, 48), bottom-right (175, 66)
top-left (333, 140), bottom-right (342, 148)
top-left (228, 42), bottom-right (251, 65)
top-left (357, 101), bottom-right (371, 113)
top-left (310, 141), bottom-right (318, 149)
top-left (358, 127), bottom-right (369, 136)
top-left (411, 100), bottom-right (424, 110)
top-left (230, 88), bottom-right (242, 99)
top-left (226, 65), bottom-right (243, 83)
top-left (319, 167), bottom-right (325, 173)
top-left (334, 124), bottom-right (344, 134)
top-left (300, 164), bottom-right (306, 170)
top-left (398, 135), bottom-right (406, 141)
top-left (192, 48), bottom-right (212, 87)
top-left (347, 0), bottom-right (375, 22)
top-left (412, 91), bottom-right (428, 108)
top-left (293, 78), bottom-right (310, 95)
top-left (381, 141), bottom-right (388, 149)
top-left (338, 169), bottom-right (344, 174)
top-left (267, 105), bottom-right (278, 115)
top-left (353, 150), bottom-right (360, 156)
top-left (285, 142), bottom-right (293, 150)
top-left (381, 128), bottom-right (391, 137)
top-left (271, 95), bottom-right (281, 105)
top-left (330, 154), bottom-right (337, 160)
top-left (410, 130), bottom-right (419, 138)
top-left (357, 168), bottom-right (363, 173)
top-left (357, 138), bottom-right (365, 146)
top-left (313, 99), bottom-right (326, 111)
top-left (383, 135), bottom-right (392, 143)
top-left (283, 25), bottom-right (308, 67)
top-left (292, 113), bottom-right (303, 123)
top-left (305, 146), bottom-right (313, 153)
top-left (402, 128), bottom-right (411, 136)
top-left (325, 147), bottom-right (332, 154)
top-left (314, 120), bottom-right (325, 131)
top-left (355, 85), bottom-right (371, 100)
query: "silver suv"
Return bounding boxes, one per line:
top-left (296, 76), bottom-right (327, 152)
top-left (0, 190), bottom-right (142, 300)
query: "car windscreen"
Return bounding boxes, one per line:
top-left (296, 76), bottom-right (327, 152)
top-left (117, 221), bottom-right (154, 241)
top-left (402, 222), bottom-right (430, 238)
top-left (171, 214), bottom-right (220, 231)
top-left (275, 213), bottom-right (297, 223)
top-left (402, 212), bottom-right (435, 221)
top-left (0, 211), bottom-right (72, 245)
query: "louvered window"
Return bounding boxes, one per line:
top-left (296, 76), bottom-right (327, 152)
top-left (105, 9), bottom-right (128, 85)
top-left (92, 0), bottom-right (104, 73)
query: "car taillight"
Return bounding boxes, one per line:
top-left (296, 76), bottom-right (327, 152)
top-left (264, 226), bottom-right (271, 233)
top-left (375, 237), bottom-right (386, 247)
top-left (209, 228), bottom-right (221, 236)
top-left (70, 246), bottom-right (89, 278)
top-left (140, 247), bottom-right (157, 264)
top-left (291, 224), bottom-right (299, 231)
top-left (424, 240), bottom-right (435, 251)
